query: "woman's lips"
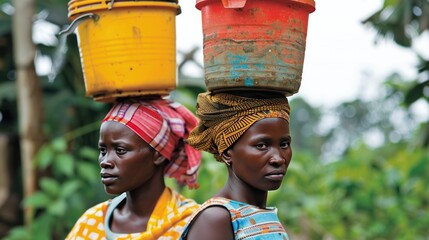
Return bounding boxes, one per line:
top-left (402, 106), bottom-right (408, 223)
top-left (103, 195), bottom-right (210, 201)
top-left (265, 171), bottom-right (285, 181)
top-left (101, 172), bottom-right (117, 185)
top-left (265, 174), bottom-right (284, 181)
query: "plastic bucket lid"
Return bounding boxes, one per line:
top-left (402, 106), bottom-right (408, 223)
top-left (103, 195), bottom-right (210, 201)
top-left (196, 0), bottom-right (315, 12)
top-left (68, 0), bottom-right (181, 19)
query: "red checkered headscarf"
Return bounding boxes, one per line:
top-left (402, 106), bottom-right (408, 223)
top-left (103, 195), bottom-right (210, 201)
top-left (102, 98), bottom-right (201, 188)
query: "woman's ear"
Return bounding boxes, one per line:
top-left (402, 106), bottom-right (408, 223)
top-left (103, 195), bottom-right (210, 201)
top-left (221, 149), bottom-right (232, 166)
top-left (153, 151), bottom-right (167, 166)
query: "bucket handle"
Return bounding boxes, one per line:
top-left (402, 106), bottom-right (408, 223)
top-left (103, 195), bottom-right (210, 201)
top-left (221, 0), bottom-right (247, 8)
top-left (58, 13), bottom-right (100, 36)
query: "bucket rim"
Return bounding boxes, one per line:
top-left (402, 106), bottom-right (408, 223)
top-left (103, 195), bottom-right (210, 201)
top-left (196, 0), bottom-right (315, 12)
top-left (68, 0), bottom-right (181, 19)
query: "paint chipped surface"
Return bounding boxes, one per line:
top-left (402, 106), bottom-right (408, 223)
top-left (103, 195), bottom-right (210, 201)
top-left (200, 0), bottom-right (313, 95)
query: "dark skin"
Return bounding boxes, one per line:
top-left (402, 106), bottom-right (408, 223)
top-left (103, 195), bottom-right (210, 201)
top-left (98, 121), bottom-right (167, 233)
top-left (186, 118), bottom-right (292, 239)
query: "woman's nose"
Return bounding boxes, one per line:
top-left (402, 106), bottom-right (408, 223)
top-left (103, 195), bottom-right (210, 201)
top-left (99, 153), bottom-right (114, 169)
top-left (269, 149), bottom-right (286, 165)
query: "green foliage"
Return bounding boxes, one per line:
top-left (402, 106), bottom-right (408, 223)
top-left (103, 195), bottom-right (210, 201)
top-left (2, 0), bottom-right (429, 239)
top-left (363, 0), bottom-right (429, 47)
top-left (177, 152), bottom-right (227, 203)
top-left (333, 145), bottom-right (429, 239)
top-left (4, 133), bottom-right (107, 240)
top-left (272, 144), bottom-right (429, 239)
top-left (363, 0), bottom-right (429, 147)
top-left (1, 27), bottom-right (110, 235)
top-left (289, 97), bottom-right (326, 154)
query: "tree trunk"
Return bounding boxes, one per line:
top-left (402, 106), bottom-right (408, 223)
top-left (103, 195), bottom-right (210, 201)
top-left (0, 135), bottom-right (10, 211)
top-left (0, 134), bottom-right (21, 238)
top-left (12, 0), bottom-right (44, 227)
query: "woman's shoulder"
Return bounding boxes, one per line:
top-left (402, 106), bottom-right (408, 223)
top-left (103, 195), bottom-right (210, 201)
top-left (181, 200), bottom-right (234, 240)
top-left (200, 197), bottom-right (255, 217)
top-left (194, 198), bottom-right (232, 221)
top-left (190, 205), bottom-right (232, 229)
top-left (80, 199), bottom-right (111, 216)
top-left (186, 197), bottom-right (240, 223)
top-left (65, 199), bottom-right (112, 240)
top-left (70, 199), bottom-right (112, 227)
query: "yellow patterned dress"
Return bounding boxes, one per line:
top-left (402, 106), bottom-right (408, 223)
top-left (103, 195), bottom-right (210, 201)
top-left (66, 187), bottom-right (199, 240)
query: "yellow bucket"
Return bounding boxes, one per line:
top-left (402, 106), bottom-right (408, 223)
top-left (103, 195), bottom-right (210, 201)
top-left (65, 0), bottom-right (180, 102)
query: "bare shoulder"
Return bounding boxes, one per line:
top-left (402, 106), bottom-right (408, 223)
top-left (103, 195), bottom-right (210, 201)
top-left (187, 206), bottom-right (234, 240)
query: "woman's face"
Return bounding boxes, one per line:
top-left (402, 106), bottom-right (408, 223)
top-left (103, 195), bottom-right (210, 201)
top-left (224, 117), bottom-right (292, 191)
top-left (98, 121), bottom-right (159, 195)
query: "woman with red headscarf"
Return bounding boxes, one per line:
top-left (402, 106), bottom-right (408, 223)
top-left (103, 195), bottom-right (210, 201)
top-left (66, 97), bottom-right (201, 240)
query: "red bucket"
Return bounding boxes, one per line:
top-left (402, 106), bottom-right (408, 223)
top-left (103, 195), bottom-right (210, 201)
top-left (196, 0), bottom-right (315, 96)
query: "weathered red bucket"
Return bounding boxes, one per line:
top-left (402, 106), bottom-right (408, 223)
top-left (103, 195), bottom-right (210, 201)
top-left (196, 0), bottom-right (315, 96)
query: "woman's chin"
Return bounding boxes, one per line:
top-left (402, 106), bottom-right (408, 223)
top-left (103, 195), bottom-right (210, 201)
top-left (104, 186), bottom-right (122, 195)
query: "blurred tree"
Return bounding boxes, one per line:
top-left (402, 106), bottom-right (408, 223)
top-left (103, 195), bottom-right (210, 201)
top-left (363, 0), bottom-right (429, 146)
top-left (0, 4), bottom-right (20, 236)
top-left (363, 0), bottom-right (428, 47)
top-left (322, 73), bottom-right (419, 161)
top-left (1, 0), bottom-right (428, 239)
top-left (12, 0), bottom-right (43, 226)
top-left (289, 97), bottom-right (325, 156)
top-left (1, 1), bottom-right (111, 238)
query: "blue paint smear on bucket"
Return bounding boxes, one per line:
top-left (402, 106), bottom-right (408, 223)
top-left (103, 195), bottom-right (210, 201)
top-left (229, 53), bottom-right (248, 65)
top-left (254, 63), bottom-right (265, 69)
top-left (230, 69), bottom-right (243, 79)
top-left (228, 53), bottom-right (250, 80)
top-left (244, 77), bottom-right (254, 86)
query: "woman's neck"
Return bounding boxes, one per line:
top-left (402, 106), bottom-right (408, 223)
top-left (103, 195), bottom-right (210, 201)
top-left (110, 172), bottom-right (166, 234)
top-left (125, 173), bottom-right (166, 216)
top-left (215, 170), bottom-right (268, 208)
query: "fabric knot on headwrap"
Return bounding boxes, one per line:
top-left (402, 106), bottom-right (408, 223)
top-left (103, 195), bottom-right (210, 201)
top-left (103, 98), bottom-right (201, 188)
top-left (187, 92), bottom-right (291, 160)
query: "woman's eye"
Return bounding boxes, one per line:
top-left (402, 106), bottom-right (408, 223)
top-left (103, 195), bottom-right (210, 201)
top-left (99, 147), bottom-right (106, 155)
top-left (256, 143), bottom-right (268, 149)
top-left (281, 142), bottom-right (290, 149)
top-left (116, 148), bottom-right (127, 154)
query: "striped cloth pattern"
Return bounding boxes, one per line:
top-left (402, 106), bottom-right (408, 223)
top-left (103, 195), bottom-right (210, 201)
top-left (181, 197), bottom-right (289, 240)
top-left (103, 98), bottom-right (201, 188)
top-left (188, 91), bottom-right (290, 159)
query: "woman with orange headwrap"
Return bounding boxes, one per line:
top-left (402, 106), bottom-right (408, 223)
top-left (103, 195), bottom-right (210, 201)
top-left (180, 91), bottom-right (292, 240)
top-left (66, 97), bottom-right (201, 240)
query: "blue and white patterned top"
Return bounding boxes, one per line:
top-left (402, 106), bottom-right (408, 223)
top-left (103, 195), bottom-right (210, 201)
top-left (180, 197), bottom-right (289, 240)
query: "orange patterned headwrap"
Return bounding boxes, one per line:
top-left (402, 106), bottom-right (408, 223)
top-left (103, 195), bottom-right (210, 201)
top-left (187, 92), bottom-right (290, 160)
